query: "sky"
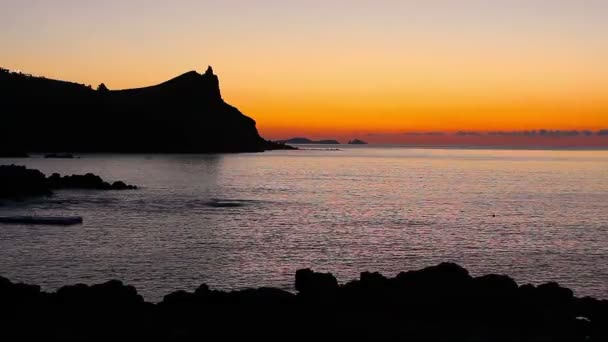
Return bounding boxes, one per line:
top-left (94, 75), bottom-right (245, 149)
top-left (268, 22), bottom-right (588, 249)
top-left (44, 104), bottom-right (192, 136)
top-left (2, 0), bottom-right (608, 145)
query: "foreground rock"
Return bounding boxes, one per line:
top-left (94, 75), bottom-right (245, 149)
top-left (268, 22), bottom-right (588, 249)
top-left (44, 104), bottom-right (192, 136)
top-left (0, 165), bottom-right (137, 200)
top-left (0, 263), bottom-right (606, 341)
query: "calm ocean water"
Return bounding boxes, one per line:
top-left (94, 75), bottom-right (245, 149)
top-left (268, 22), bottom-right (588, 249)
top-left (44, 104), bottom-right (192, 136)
top-left (1, 147), bottom-right (607, 301)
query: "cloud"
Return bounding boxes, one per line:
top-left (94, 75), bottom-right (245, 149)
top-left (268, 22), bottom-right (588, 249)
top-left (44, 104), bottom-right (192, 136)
top-left (368, 132), bottom-right (446, 137)
top-left (369, 130), bottom-right (608, 138)
top-left (487, 130), bottom-right (539, 136)
top-left (538, 130), bottom-right (582, 137)
top-left (487, 130), bottom-right (592, 137)
top-left (468, 130), bottom-right (602, 137)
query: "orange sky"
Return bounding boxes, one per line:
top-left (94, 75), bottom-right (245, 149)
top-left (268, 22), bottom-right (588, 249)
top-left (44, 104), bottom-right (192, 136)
top-left (2, 1), bottom-right (607, 144)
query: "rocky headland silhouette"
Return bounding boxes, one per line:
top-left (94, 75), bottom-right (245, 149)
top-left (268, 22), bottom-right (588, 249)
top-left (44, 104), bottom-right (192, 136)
top-left (0, 66), bottom-right (293, 153)
top-left (0, 165), bottom-right (136, 201)
top-left (0, 263), bottom-right (605, 341)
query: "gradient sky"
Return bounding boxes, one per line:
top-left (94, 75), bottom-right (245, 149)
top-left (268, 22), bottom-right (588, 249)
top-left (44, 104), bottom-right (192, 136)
top-left (2, 0), bottom-right (608, 143)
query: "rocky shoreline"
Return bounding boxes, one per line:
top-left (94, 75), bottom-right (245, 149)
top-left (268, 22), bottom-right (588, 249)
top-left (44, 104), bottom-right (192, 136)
top-left (0, 165), bottom-right (136, 201)
top-left (1, 263), bottom-right (606, 341)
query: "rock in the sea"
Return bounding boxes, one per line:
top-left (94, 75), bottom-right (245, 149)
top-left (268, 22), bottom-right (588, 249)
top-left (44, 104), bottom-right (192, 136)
top-left (0, 165), bottom-right (51, 199)
top-left (47, 172), bottom-right (108, 189)
top-left (44, 153), bottom-right (75, 159)
top-left (0, 216), bottom-right (83, 225)
top-left (51, 172), bottom-right (136, 190)
top-left (47, 173), bottom-right (137, 190)
top-left (111, 181), bottom-right (137, 190)
top-left (0, 165), bottom-right (137, 201)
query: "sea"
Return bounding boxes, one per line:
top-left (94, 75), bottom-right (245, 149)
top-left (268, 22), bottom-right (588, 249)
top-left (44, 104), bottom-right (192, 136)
top-left (1, 146), bottom-right (607, 301)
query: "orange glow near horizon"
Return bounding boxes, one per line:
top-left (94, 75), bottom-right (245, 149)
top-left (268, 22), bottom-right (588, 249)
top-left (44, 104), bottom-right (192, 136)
top-left (2, 1), bottom-right (608, 145)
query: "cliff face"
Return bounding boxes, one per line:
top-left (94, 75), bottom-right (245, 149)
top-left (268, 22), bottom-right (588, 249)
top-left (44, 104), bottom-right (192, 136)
top-left (0, 67), bottom-right (287, 153)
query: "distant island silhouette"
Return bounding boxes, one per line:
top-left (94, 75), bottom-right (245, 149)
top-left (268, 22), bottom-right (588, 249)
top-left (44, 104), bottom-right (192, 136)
top-left (277, 138), bottom-right (369, 145)
top-left (0, 66), bottom-right (293, 153)
top-left (278, 137), bottom-right (341, 144)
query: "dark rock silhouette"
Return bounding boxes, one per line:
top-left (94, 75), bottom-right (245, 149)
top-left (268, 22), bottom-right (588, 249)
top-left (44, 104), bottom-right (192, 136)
top-left (44, 153), bottom-right (75, 159)
top-left (0, 216), bottom-right (83, 225)
top-left (278, 137), bottom-right (341, 144)
top-left (0, 165), bottom-right (136, 200)
top-left (295, 268), bottom-right (339, 296)
top-left (0, 263), bottom-right (606, 341)
top-left (0, 165), bottom-right (51, 199)
top-left (348, 139), bottom-right (368, 145)
top-left (47, 172), bottom-right (137, 190)
top-left (0, 152), bottom-right (29, 158)
top-left (0, 67), bottom-right (293, 154)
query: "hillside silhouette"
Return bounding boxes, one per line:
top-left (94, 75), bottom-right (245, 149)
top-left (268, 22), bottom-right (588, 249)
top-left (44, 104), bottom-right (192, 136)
top-left (0, 66), bottom-right (291, 153)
